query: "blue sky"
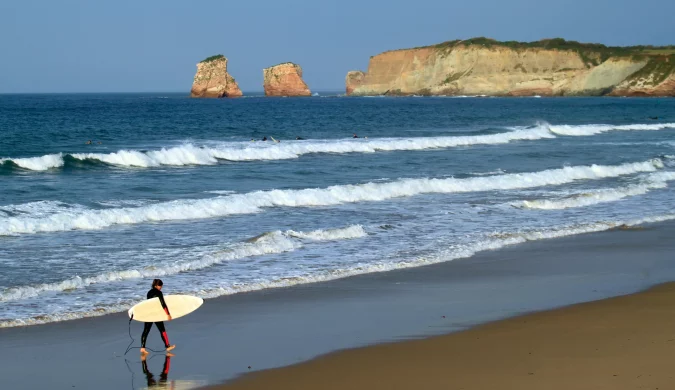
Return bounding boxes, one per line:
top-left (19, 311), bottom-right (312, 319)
top-left (1, 0), bottom-right (673, 93)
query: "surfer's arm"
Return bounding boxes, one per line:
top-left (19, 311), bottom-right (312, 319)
top-left (157, 291), bottom-right (171, 316)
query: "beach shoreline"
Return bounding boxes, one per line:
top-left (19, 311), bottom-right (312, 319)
top-left (211, 281), bottom-right (675, 390)
top-left (2, 219), bottom-right (675, 389)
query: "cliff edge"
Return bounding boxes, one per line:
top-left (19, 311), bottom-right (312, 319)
top-left (263, 63), bottom-right (311, 96)
top-left (346, 38), bottom-right (675, 97)
top-left (190, 55), bottom-right (243, 98)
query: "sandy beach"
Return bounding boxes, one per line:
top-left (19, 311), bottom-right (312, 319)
top-left (214, 282), bottom-right (675, 390)
top-left (2, 221), bottom-right (675, 389)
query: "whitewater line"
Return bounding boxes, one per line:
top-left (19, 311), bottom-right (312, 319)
top-left (3, 213), bottom-right (674, 328)
top-left (2, 121), bottom-right (673, 171)
top-left (0, 225), bottom-right (367, 303)
top-left (517, 171), bottom-right (675, 210)
top-left (0, 158), bottom-right (663, 236)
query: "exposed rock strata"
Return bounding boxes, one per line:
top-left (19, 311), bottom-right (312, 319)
top-left (346, 38), bottom-right (675, 97)
top-left (263, 63), bottom-right (311, 96)
top-left (190, 55), bottom-right (242, 98)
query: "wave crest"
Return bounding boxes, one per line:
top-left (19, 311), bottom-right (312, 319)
top-left (0, 159), bottom-right (663, 235)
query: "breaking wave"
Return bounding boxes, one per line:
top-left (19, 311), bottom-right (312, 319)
top-left (0, 225), bottom-right (367, 303)
top-left (546, 122), bottom-right (675, 136)
top-left (0, 153), bottom-right (64, 171)
top-left (519, 171), bottom-right (675, 210)
top-left (0, 159), bottom-right (663, 235)
top-left (2, 121), bottom-right (673, 171)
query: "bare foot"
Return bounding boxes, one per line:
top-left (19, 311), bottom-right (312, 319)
top-left (166, 345), bottom-right (176, 352)
top-left (140, 348), bottom-right (148, 355)
top-left (166, 352), bottom-right (175, 357)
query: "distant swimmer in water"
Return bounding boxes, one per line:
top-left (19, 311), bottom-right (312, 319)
top-left (85, 140), bottom-right (92, 145)
top-left (352, 133), bottom-right (359, 138)
top-left (140, 279), bottom-right (176, 355)
top-left (296, 136), bottom-right (305, 140)
top-left (97, 141), bottom-right (102, 145)
top-left (649, 116), bottom-right (659, 120)
top-left (262, 137), bottom-right (268, 141)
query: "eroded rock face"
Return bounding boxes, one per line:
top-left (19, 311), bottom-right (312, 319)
top-left (263, 63), bottom-right (311, 96)
top-left (345, 39), bottom-right (675, 97)
top-left (190, 55), bottom-right (242, 98)
top-left (346, 71), bottom-right (366, 95)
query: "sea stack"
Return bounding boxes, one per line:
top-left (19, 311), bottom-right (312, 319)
top-left (345, 38), bottom-right (675, 97)
top-left (263, 63), bottom-right (311, 96)
top-left (190, 55), bottom-right (243, 98)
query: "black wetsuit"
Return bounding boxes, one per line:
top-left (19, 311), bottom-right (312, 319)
top-left (141, 288), bottom-right (171, 348)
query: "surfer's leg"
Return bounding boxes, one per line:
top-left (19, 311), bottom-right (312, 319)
top-left (155, 321), bottom-right (175, 350)
top-left (140, 322), bottom-right (152, 354)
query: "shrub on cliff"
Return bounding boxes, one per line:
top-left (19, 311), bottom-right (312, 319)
top-left (200, 54), bottom-right (225, 63)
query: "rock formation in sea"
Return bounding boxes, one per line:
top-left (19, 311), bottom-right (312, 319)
top-left (190, 55), bottom-right (243, 98)
top-left (345, 38), bottom-right (675, 97)
top-left (263, 63), bottom-right (311, 96)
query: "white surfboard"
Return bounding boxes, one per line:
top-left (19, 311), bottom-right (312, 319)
top-left (128, 295), bottom-right (203, 322)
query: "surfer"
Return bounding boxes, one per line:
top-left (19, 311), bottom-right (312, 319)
top-left (352, 133), bottom-right (359, 138)
top-left (295, 136), bottom-right (305, 140)
top-left (262, 136), bottom-right (268, 141)
top-left (140, 279), bottom-right (176, 355)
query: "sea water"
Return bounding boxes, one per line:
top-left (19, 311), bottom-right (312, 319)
top-left (1, 93), bottom-right (674, 327)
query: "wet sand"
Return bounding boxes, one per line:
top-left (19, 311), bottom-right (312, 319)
top-left (2, 221), bottom-right (675, 389)
top-left (213, 282), bottom-right (675, 390)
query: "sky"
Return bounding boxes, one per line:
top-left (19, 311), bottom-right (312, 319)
top-left (1, 0), bottom-right (673, 93)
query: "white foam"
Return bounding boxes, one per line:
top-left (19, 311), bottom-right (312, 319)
top-left (520, 171), bottom-right (675, 210)
top-left (0, 153), bottom-right (64, 171)
top-left (546, 122), bottom-right (675, 136)
top-left (4, 121), bottom-right (673, 170)
top-left (0, 200), bottom-right (84, 217)
top-left (67, 128), bottom-right (554, 167)
top-left (286, 225), bottom-right (367, 241)
top-left (96, 199), bottom-right (153, 208)
top-left (147, 214), bottom-right (675, 303)
top-left (0, 159), bottom-right (662, 235)
top-left (0, 225), bottom-right (366, 303)
top-left (3, 214), bottom-right (674, 328)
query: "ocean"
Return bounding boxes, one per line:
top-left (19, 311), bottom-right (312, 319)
top-left (1, 93), bottom-right (674, 328)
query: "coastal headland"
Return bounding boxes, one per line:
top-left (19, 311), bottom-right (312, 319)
top-left (346, 37), bottom-right (675, 97)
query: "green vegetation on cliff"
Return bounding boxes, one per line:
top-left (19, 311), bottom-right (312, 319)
top-left (200, 54), bottom-right (225, 63)
top-left (623, 55), bottom-right (675, 86)
top-left (426, 37), bottom-right (675, 68)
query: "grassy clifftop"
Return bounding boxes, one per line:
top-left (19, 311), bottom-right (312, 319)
top-left (391, 37), bottom-right (675, 69)
top-left (200, 54), bottom-right (225, 63)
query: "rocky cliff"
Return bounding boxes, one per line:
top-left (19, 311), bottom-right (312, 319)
top-left (263, 63), bottom-right (311, 96)
top-left (190, 55), bottom-right (242, 98)
top-left (346, 38), bottom-right (675, 97)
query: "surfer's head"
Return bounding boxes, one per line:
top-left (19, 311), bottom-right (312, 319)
top-left (152, 279), bottom-right (164, 289)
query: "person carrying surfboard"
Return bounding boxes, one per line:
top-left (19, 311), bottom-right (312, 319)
top-left (140, 279), bottom-right (176, 355)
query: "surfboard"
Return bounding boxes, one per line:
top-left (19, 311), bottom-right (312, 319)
top-left (128, 295), bottom-right (203, 322)
top-left (271, 136), bottom-right (280, 143)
